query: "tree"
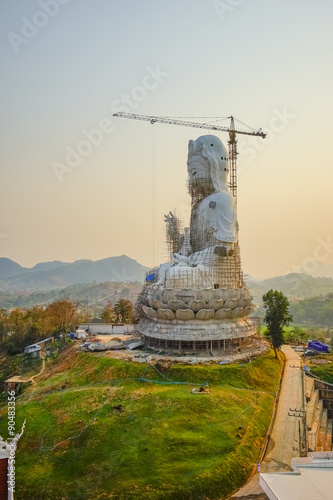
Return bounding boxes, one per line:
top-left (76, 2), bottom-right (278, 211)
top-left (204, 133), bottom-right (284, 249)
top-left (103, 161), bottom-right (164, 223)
top-left (262, 289), bottom-right (293, 357)
top-left (101, 301), bottom-right (115, 323)
top-left (113, 299), bottom-right (134, 324)
top-left (45, 299), bottom-right (78, 339)
top-left (23, 306), bottom-right (46, 343)
top-left (0, 309), bottom-right (8, 344)
top-left (7, 308), bottom-right (26, 346)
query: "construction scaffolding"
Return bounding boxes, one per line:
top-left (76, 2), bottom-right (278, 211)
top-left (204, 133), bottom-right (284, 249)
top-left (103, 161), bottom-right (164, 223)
top-left (142, 335), bottom-right (257, 353)
top-left (187, 177), bottom-right (215, 207)
top-left (161, 172), bottom-right (244, 290)
top-left (162, 246), bottom-right (243, 290)
top-left (165, 212), bottom-right (183, 257)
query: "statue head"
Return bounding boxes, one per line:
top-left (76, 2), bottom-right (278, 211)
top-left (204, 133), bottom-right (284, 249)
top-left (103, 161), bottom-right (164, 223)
top-left (187, 135), bottom-right (229, 196)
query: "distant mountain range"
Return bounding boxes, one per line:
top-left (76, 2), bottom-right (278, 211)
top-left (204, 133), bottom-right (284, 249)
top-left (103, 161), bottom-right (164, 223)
top-left (306, 261), bottom-right (333, 279)
top-left (0, 256), bottom-right (148, 291)
top-left (1, 256), bottom-right (333, 308)
top-left (246, 273), bottom-right (333, 304)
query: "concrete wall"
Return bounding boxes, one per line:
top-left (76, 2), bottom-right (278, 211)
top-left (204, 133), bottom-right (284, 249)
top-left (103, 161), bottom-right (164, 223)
top-left (316, 379), bottom-right (333, 419)
top-left (79, 324), bottom-right (135, 335)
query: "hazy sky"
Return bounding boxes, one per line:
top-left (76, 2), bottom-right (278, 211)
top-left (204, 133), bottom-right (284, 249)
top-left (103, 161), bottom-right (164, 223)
top-left (1, 0), bottom-right (333, 280)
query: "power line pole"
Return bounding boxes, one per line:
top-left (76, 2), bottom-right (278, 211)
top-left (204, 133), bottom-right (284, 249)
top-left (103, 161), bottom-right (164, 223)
top-left (288, 408), bottom-right (307, 456)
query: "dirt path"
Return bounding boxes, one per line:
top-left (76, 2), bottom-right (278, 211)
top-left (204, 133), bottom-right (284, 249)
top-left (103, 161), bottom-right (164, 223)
top-left (29, 356), bottom-right (46, 385)
top-left (23, 355), bottom-right (47, 404)
top-left (230, 345), bottom-right (303, 499)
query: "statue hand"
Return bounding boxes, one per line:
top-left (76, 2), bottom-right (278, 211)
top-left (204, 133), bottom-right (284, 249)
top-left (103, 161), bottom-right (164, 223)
top-left (172, 253), bottom-right (189, 265)
top-left (164, 211), bottom-right (179, 234)
top-left (164, 211), bottom-right (176, 225)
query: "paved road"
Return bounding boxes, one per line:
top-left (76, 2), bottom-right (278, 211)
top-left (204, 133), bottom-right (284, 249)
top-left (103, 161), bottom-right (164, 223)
top-left (231, 345), bottom-right (303, 499)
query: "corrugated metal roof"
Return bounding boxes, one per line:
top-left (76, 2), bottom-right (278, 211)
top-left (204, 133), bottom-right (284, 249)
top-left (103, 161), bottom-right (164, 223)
top-left (24, 345), bottom-right (41, 352)
top-left (24, 337), bottom-right (54, 349)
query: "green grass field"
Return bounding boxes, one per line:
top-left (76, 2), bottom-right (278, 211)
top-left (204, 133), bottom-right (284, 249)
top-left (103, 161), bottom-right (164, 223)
top-left (0, 349), bottom-right (282, 500)
top-left (307, 353), bottom-right (333, 383)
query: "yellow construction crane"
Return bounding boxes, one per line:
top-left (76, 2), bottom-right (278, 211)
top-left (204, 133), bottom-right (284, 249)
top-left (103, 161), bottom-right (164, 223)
top-left (113, 112), bottom-right (266, 201)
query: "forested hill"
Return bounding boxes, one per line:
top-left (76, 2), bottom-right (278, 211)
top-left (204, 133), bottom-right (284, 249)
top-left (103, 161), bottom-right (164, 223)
top-left (0, 281), bottom-right (143, 309)
top-left (289, 294), bottom-right (333, 326)
top-left (0, 256), bottom-right (148, 291)
top-left (247, 273), bottom-right (333, 303)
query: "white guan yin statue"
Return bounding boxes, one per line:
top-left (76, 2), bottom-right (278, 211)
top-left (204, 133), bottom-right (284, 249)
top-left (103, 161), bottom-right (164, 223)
top-left (137, 134), bottom-right (256, 350)
top-left (187, 134), bottom-right (238, 253)
top-left (154, 135), bottom-right (239, 287)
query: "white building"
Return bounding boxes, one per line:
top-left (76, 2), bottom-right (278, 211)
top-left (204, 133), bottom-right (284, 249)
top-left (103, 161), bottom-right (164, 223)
top-left (75, 329), bottom-right (87, 339)
top-left (260, 452), bottom-right (333, 500)
top-left (23, 344), bottom-right (41, 358)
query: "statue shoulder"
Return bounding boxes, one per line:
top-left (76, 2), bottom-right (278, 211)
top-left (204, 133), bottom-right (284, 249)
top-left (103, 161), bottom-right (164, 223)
top-left (201, 191), bottom-right (235, 209)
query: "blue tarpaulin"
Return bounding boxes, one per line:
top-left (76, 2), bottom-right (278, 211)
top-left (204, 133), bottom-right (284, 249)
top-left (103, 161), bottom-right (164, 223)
top-left (146, 273), bottom-right (155, 282)
top-left (308, 340), bottom-right (329, 353)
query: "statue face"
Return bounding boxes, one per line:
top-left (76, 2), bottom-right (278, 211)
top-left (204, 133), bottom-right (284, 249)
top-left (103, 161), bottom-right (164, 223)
top-left (187, 151), bottom-right (210, 183)
top-left (187, 150), bottom-right (215, 197)
top-left (188, 135), bottom-right (229, 194)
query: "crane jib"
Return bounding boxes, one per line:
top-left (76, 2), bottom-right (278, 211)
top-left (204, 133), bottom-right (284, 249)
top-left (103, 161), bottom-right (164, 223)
top-left (113, 112), bottom-right (266, 138)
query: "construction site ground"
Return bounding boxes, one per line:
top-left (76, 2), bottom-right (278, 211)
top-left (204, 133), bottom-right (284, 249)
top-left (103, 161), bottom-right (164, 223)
top-left (77, 334), bottom-right (269, 365)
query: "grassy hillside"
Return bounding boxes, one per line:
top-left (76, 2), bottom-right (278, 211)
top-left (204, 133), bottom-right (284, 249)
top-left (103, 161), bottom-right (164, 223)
top-left (0, 349), bottom-right (282, 500)
top-left (311, 364), bottom-right (333, 384)
top-left (307, 353), bottom-right (333, 384)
